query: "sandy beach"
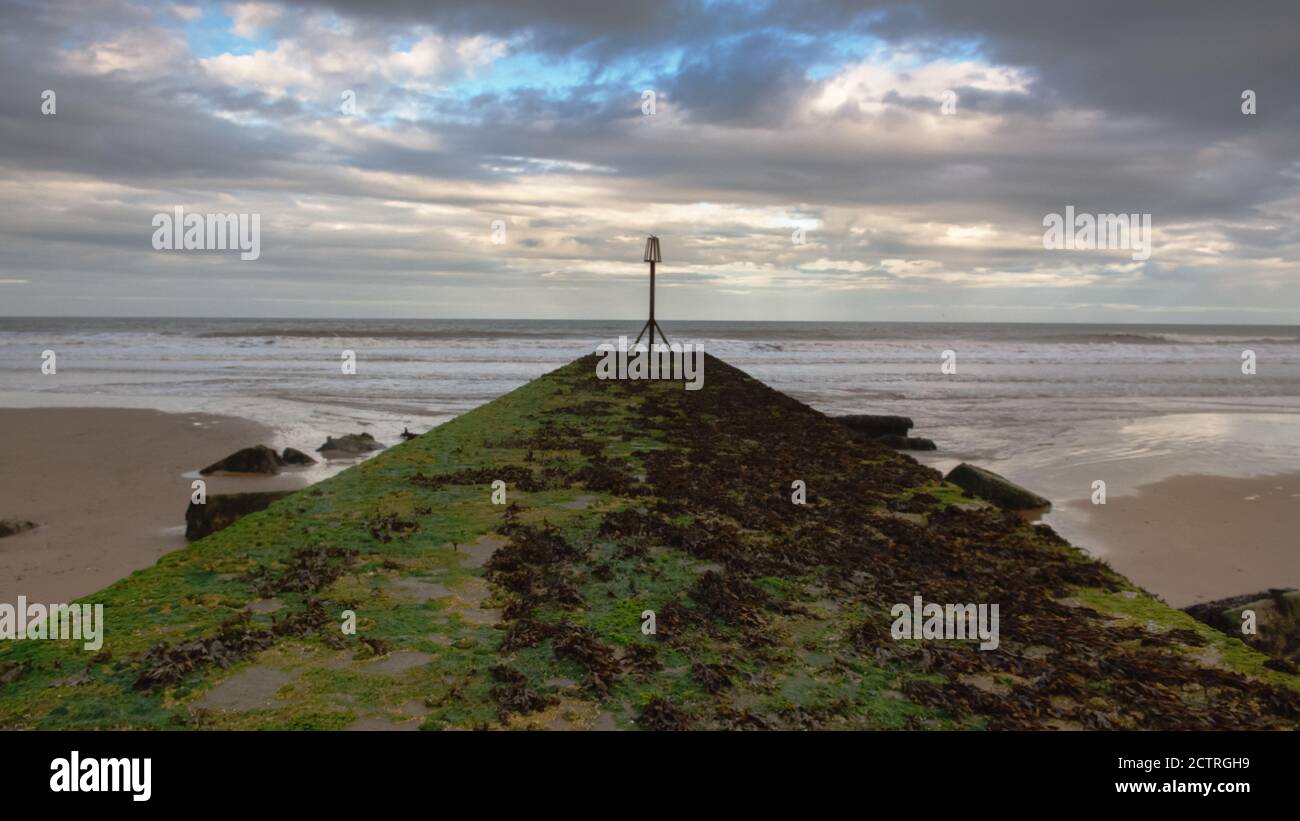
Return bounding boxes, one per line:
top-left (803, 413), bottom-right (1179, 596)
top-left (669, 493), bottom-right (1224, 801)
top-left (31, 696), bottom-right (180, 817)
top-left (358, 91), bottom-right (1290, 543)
top-left (1066, 472), bottom-right (1300, 608)
top-left (0, 407), bottom-right (310, 604)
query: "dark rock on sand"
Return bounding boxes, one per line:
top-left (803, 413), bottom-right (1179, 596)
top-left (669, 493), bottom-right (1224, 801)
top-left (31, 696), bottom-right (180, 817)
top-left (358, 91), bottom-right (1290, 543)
top-left (1185, 588), bottom-right (1300, 665)
top-left (0, 519), bottom-right (38, 539)
top-left (200, 444), bottom-right (285, 475)
top-left (945, 463), bottom-right (1051, 510)
top-left (281, 447), bottom-right (316, 466)
top-left (186, 491), bottom-right (292, 541)
top-left (877, 434), bottom-right (937, 451)
top-left (835, 414), bottom-right (913, 438)
top-left (316, 433), bottom-right (383, 454)
top-left (837, 415), bottom-right (939, 450)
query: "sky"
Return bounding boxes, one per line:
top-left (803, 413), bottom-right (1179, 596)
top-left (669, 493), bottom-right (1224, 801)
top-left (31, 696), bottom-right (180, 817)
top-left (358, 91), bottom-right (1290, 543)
top-left (0, 0), bottom-right (1297, 322)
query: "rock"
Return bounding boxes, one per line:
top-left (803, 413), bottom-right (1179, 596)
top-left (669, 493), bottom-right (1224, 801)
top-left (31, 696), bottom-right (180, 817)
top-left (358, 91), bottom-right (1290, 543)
top-left (281, 447), bottom-right (316, 466)
top-left (185, 491), bottom-right (292, 541)
top-left (199, 445), bottom-right (284, 475)
top-left (877, 434), bottom-right (937, 451)
top-left (945, 463), bottom-right (1051, 510)
top-left (0, 519), bottom-right (38, 539)
top-left (1184, 588), bottom-right (1300, 665)
top-left (837, 415), bottom-right (937, 450)
top-left (316, 433), bottom-right (383, 454)
top-left (0, 660), bottom-right (30, 685)
top-left (835, 414), bottom-right (913, 438)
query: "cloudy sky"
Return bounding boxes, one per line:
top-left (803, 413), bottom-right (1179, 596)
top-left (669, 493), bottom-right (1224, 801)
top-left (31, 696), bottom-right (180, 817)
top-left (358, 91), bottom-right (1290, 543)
top-left (1, 0), bottom-right (1297, 322)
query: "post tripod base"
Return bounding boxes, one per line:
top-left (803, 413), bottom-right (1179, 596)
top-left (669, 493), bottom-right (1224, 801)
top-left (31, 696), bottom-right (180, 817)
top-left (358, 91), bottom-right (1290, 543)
top-left (633, 319), bottom-right (670, 348)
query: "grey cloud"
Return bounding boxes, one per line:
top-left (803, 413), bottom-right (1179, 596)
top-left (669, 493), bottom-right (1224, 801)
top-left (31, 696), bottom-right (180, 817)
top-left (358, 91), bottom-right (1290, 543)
top-left (0, 0), bottom-right (1297, 320)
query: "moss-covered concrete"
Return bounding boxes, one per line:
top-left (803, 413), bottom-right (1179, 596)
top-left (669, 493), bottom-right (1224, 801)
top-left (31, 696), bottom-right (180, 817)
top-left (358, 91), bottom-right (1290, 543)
top-left (1, 354), bottom-right (1295, 730)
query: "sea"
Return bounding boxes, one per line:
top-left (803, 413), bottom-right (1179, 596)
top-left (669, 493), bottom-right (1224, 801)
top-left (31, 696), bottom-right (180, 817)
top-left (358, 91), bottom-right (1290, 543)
top-left (3, 317), bottom-right (1300, 556)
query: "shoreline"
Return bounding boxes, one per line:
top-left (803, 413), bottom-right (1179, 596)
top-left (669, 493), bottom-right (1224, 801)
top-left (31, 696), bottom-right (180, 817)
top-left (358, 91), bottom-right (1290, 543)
top-left (916, 414), bottom-right (1300, 608)
top-left (0, 407), bottom-right (311, 604)
top-left (922, 449), bottom-right (1300, 608)
top-left (1060, 472), bottom-right (1300, 608)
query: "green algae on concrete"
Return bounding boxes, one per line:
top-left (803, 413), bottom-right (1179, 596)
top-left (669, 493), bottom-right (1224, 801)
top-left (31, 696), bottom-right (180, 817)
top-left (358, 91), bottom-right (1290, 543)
top-left (1, 354), bottom-right (1297, 730)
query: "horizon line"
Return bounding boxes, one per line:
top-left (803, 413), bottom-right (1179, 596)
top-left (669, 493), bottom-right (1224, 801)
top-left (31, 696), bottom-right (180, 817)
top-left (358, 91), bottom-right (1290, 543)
top-left (0, 316), bottom-right (1298, 328)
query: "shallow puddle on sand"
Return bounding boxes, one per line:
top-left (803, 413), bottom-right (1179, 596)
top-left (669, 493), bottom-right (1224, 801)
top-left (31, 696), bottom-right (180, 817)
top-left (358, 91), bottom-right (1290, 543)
top-left (445, 576), bottom-right (502, 625)
top-left (590, 711), bottom-right (620, 731)
top-left (456, 534), bottom-right (507, 568)
top-left (456, 606), bottom-right (502, 626)
top-left (450, 576), bottom-right (490, 605)
top-left (359, 650), bottom-right (434, 674)
top-left (195, 665), bottom-right (292, 711)
top-left (325, 650), bottom-right (356, 669)
top-left (389, 576), bottom-right (450, 602)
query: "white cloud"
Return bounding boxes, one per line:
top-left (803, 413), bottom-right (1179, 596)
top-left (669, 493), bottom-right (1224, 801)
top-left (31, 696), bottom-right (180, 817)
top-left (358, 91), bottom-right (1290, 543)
top-left (810, 57), bottom-right (1031, 117)
top-left (228, 2), bottom-right (282, 38)
top-left (200, 23), bottom-right (507, 100)
top-left (61, 28), bottom-right (190, 78)
top-left (799, 258), bottom-right (871, 272)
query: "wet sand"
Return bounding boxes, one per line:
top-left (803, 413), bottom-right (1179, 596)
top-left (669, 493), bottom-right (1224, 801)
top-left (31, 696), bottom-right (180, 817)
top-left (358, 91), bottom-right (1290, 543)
top-left (0, 407), bottom-right (309, 604)
top-left (1066, 473), bottom-right (1300, 608)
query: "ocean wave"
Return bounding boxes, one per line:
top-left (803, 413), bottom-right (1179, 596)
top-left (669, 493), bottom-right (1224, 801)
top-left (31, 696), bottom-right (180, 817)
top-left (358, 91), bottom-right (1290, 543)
top-left (195, 328), bottom-right (594, 340)
top-left (1148, 333), bottom-right (1300, 345)
top-left (1034, 332), bottom-right (1300, 345)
